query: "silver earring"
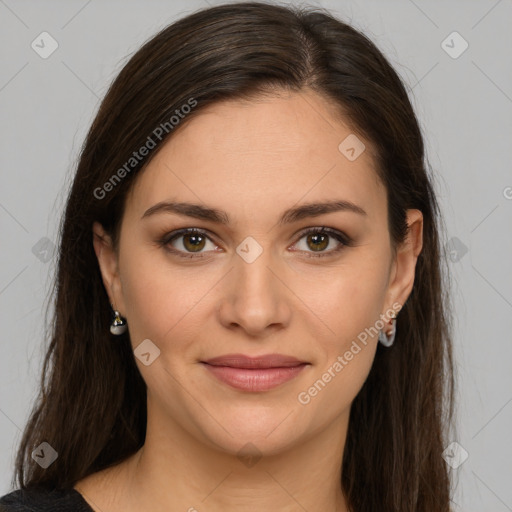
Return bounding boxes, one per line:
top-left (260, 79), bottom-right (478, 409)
top-left (378, 316), bottom-right (397, 347)
top-left (110, 304), bottom-right (127, 335)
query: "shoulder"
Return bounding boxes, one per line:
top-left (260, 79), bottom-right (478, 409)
top-left (0, 487), bottom-right (94, 511)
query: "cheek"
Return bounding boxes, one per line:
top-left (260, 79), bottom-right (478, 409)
top-left (290, 253), bottom-right (390, 350)
top-left (118, 243), bottom-right (206, 346)
top-left (297, 340), bottom-right (377, 430)
top-left (294, 260), bottom-right (387, 420)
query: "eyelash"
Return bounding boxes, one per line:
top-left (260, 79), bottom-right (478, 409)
top-left (157, 227), bottom-right (353, 259)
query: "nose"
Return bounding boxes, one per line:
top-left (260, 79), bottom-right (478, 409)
top-left (216, 242), bottom-right (292, 337)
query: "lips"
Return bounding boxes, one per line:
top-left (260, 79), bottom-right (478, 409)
top-left (202, 353), bottom-right (307, 369)
top-left (201, 353), bottom-right (309, 392)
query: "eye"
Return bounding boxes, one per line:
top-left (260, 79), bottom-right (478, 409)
top-left (159, 228), bottom-right (218, 258)
top-left (158, 226), bottom-right (352, 259)
top-left (290, 227), bottom-right (351, 258)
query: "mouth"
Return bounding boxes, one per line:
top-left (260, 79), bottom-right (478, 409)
top-left (200, 353), bottom-right (310, 392)
top-left (201, 353), bottom-right (308, 368)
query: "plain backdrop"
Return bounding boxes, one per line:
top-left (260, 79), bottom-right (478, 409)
top-left (1, 0), bottom-right (511, 510)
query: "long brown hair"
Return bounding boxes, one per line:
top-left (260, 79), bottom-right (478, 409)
top-left (12, 2), bottom-right (456, 510)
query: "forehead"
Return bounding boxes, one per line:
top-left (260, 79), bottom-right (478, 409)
top-left (126, 89), bottom-right (385, 224)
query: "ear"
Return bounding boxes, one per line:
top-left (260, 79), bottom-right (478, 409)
top-left (384, 209), bottom-right (424, 313)
top-left (92, 221), bottom-right (126, 314)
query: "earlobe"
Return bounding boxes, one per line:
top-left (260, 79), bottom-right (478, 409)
top-left (92, 221), bottom-right (125, 312)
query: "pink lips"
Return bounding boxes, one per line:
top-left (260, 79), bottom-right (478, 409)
top-left (201, 353), bottom-right (309, 392)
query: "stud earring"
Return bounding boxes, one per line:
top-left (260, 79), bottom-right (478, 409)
top-left (378, 310), bottom-right (397, 347)
top-left (110, 304), bottom-right (127, 335)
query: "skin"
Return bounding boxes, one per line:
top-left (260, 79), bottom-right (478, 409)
top-left (75, 88), bottom-right (423, 512)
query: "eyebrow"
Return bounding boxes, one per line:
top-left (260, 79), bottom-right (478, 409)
top-left (141, 199), bottom-right (367, 225)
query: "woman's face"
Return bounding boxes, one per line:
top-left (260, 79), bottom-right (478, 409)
top-left (94, 89), bottom-right (422, 457)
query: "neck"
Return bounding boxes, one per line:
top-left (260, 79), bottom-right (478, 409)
top-left (119, 405), bottom-right (351, 512)
top-left (75, 400), bottom-right (352, 512)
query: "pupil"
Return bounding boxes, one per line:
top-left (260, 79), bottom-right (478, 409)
top-left (309, 233), bottom-right (327, 251)
top-left (185, 234), bottom-right (205, 251)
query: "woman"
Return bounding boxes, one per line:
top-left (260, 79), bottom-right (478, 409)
top-left (0, 2), bottom-right (455, 511)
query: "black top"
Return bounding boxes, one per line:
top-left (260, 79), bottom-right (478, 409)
top-left (0, 487), bottom-right (94, 511)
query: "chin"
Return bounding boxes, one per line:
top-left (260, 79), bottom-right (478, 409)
top-left (194, 407), bottom-right (305, 458)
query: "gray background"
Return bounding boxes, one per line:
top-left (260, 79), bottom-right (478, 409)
top-left (1, 0), bottom-right (511, 510)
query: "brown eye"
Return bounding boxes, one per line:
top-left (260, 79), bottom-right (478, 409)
top-left (291, 227), bottom-right (351, 258)
top-left (161, 228), bottom-right (218, 258)
top-left (305, 232), bottom-right (329, 252)
top-left (160, 226), bottom-right (351, 260)
top-left (181, 232), bottom-right (206, 252)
